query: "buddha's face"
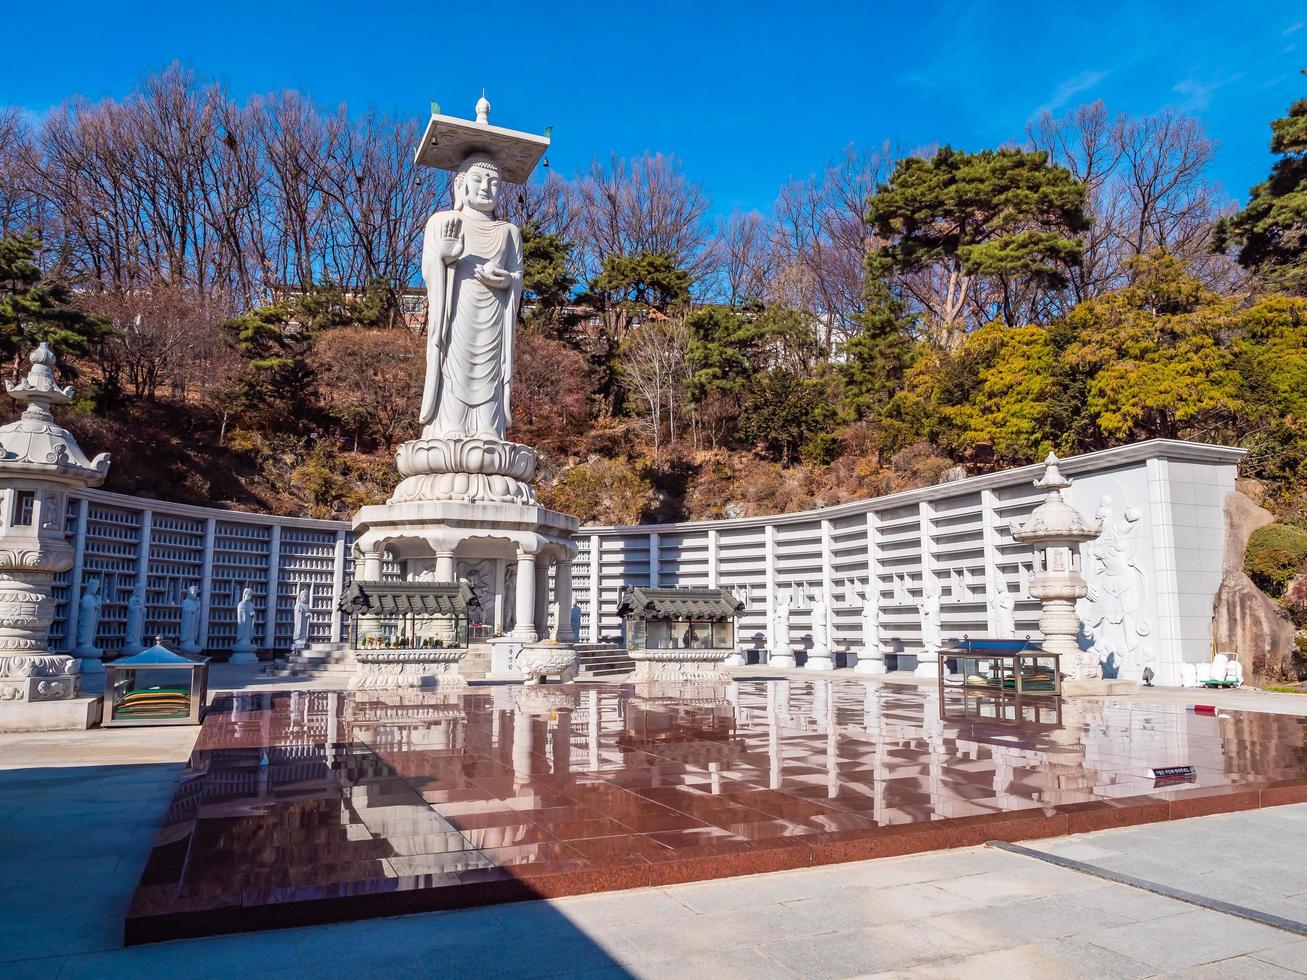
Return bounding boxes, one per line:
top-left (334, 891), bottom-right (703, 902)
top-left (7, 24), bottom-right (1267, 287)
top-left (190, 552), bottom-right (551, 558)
top-left (461, 163), bottom-right (500, 213)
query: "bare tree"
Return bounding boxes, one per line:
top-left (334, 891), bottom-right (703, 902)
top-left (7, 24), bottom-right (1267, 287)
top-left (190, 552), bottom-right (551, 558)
top-left (711, 208), bottom-right (772, 306)
top-left (0, 108), bottom-right (40, 237)
top-left (1028, 101), bottom-right (1226, 299)
top-left (1028, 101), bottom-right (1125, 301)
top-left (573, 152), bottom-right (712, 283)
top-left (769, 144), bottom-right (892, 348)
top-left (1116, 108), bottom-right (1218, 265)
top-left (80, 284), bottom-right (234, 400)
top-left (617, 317), bottom-right (689, 462)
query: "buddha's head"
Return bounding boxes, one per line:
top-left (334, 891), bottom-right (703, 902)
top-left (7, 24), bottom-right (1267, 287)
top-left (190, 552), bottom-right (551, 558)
top-left (455, 152), bottom-right (502, 213)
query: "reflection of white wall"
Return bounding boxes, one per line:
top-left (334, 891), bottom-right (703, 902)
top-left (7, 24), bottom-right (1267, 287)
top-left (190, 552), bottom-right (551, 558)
top-left (52, 440), bottom-right (1242, 675)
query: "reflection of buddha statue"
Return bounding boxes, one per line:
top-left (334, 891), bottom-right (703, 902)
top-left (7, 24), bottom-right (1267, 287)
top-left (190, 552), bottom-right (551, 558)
top-left (419, 152), bottom-right (524, 440)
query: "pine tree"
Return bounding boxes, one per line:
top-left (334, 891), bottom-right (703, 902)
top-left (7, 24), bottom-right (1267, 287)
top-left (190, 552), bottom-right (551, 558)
top-left (1214, 79), bottom-right (1307, 295)
top-left (0, 233), bottom-right (112, 378)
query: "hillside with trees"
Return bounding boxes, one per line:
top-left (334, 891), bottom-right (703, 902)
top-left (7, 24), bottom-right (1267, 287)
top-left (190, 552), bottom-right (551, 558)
top-left (2, 67), bottom-right (1305, 552)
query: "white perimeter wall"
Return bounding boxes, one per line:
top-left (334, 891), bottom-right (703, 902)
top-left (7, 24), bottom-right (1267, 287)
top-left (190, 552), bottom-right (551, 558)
top-left (51, 439), bottom-right (1240, 685)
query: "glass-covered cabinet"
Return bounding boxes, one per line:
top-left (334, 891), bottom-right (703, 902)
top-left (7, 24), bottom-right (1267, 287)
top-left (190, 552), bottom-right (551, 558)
top-left (939, 638), bottom-right (1061, 696)
top-left (617, 587), bottom-right (744, 652)
top-left (103, 640), bottom-right (209, 726)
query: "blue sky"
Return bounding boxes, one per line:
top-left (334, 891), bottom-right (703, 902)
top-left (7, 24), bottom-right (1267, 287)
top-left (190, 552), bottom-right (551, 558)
top-left (3, 0), bottom-right (1303, 215)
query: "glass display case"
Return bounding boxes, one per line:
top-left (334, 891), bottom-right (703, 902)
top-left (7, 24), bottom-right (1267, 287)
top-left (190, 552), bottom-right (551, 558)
top-left (616, 586), bottom-right (744, 651)
top-left (104, 640), bottom-right (209, 726)
top-left (337, 581), bottom-right (477, 650)
top-left (938, 638), bottom-right (1061, 697)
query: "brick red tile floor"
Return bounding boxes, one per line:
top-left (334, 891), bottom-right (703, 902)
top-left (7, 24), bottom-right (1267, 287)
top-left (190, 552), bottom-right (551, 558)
top-left (125, 679), bottom-right (1307, 943)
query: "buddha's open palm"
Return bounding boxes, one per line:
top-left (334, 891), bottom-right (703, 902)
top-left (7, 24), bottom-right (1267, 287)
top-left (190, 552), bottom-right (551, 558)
top-left (437, 217), bottom-right (463, 260)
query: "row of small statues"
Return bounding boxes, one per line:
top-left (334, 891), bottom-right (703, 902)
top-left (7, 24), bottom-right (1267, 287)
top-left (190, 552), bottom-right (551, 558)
top-left (357, 634), bottom-right (449, 649)
top-left (74, 577), bottom-right (314, 655)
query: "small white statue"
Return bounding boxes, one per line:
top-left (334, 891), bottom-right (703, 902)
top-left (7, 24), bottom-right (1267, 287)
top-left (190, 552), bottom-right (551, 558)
top-left (179, 585), bottom-right (202, 654)
top-left (292, 588), bottom-right (312, 650)
top-left (75, 576), bottom-right (103, 656)
top-left (988, 570), bottom-right (1017, 637)
top-left (916, 579), bottom-right (944, 677)
top-left (231, 587), bottom-right (258, 663)
top-left (124, 587), bottom-right (146, 654)
top-left (771, 588), bottom-right (795, 668)
top-left (856, 584), bottom-right (886, 675)
top-left (807, 590), bottom-right (834, 670)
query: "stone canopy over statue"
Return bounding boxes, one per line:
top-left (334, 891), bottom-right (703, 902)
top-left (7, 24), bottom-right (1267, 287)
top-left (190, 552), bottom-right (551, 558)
top-left (392, 96), bottom-right (550, 507)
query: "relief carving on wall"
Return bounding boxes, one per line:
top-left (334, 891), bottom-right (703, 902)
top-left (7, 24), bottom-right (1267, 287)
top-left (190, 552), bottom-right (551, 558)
top-left (1078, 492), bottom-right (1154, 678)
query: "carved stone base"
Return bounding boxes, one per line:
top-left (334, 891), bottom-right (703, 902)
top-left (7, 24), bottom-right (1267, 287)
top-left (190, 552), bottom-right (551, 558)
top-left (770, 650), bottom-right (797, 669)
top-left (390, 471), bottom-right (538, 506)
top-left (806, 646), bottom-right (835, 671)
top-left (723, 650), bottom-right (747, 667)
top-left (517, 643), bottom-right (578, 685)
top-left (392, 437), bottom-right (540, 505)
top-left (854, 654), bottom-right (887, 675)
top-left (0, 653), bottom-right (79, 702)
top-left (228, 647), bottom-right (258, 665)
top-left (914, 655), bottom-right (941, 679)
top-left (349, 648), bottom-right (468, 690)
top-left (630, 649), bottom-right (732, 683)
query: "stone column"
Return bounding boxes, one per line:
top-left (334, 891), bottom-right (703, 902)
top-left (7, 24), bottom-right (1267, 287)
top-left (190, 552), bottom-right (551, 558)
top-left (512, 551), bottom-right (538, 642)
top-left (554, 559), bottom-right (576, 642)
top-left (588, 534), bottom-right (601, 643)
top-left (66, 498), bottom-right (88, 655)
top-left (329, 530), bottom-right (346, 643)
top-left (263, 522), bottom-right (280, 652)
top-left (533, 555), bottom-right (550, 640)
top-left (358, 549), bottom-right (385, 643)
top-left (492, 558), bottom-right (507, 633)
top-left (434, 549), bottom-right (458, 642)
top-left (197, 517), bottom-right (216, 653)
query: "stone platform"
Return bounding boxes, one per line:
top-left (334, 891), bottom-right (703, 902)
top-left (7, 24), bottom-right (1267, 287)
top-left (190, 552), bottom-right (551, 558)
top-left (0, 695), bottom-right (101, 732)
top-left (124, 680), bottom-right (1307, 944)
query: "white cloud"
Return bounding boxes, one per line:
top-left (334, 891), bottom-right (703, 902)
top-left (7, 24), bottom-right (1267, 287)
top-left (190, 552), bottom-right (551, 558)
top-left (1031, 70), bottom-right (1109, 118)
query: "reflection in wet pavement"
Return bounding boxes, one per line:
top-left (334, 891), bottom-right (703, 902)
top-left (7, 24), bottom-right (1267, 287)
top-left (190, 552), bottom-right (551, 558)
top-left (125, 679), bottom-right (1307, 943)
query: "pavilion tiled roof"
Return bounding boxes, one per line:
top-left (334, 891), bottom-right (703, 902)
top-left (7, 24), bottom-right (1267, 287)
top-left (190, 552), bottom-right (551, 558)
top-left (616, 586), bottom-right (743, 621)
top-left (337, 580), bottom-right (477, 617)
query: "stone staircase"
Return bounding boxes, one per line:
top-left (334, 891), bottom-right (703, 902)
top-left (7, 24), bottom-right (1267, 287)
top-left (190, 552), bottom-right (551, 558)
top-left (576, 643), bottom-right (634, 678)
top-left (279, 641), bottom-right (358, 677)
top-left (460, 642), bottom-right (492, 680)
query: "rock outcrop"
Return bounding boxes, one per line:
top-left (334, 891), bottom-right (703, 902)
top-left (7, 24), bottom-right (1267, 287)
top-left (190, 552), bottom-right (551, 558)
top-left (1212, 489), bottom-right (1297, 682)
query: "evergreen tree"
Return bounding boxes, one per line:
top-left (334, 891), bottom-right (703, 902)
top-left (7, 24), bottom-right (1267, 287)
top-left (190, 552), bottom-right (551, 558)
top-left (0, 233), bottom-right (112, 378)
top-left (1214, 80), bottom-right (1307, 295)
top-left (840, 277), bottom-right (916, 420)
top-left (867, 146), bottom-right (1088, 328)
top-left (520, 222), bottom-right (578, 336)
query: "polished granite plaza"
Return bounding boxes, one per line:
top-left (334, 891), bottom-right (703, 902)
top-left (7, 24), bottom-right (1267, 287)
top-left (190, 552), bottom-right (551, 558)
top-left (125, 679), bottom-right (1307, 944)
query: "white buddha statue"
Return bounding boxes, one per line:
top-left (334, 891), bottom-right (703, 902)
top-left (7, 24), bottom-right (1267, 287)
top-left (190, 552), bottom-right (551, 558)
top-left (419, 151), bottom-right (524, 441)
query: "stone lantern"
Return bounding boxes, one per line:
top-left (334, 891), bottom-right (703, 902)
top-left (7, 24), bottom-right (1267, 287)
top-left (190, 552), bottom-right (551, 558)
top-left (1011, 453), bottom-right (1101, 682)
top-left (0, 344), bottom-right (110, 731)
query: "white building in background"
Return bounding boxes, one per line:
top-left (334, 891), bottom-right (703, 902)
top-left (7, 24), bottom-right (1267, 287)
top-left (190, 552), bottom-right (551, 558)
top-left (47, 439), bottom-right (1240, 687)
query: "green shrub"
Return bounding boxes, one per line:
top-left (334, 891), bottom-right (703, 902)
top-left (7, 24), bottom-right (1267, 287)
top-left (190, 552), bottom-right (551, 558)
top-left (1245, 522), bottom-right (1307, 596)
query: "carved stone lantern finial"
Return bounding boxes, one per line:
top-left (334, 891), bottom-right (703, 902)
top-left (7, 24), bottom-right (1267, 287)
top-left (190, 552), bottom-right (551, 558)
top-left (1011, 453), bottom-right (1102, 681)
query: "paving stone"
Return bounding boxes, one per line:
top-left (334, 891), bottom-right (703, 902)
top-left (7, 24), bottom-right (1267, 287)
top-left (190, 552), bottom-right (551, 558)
top-left (1080, 908), bottom-right (1292, 972)
top-left (894, 935), bottom-right (1156, 979)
